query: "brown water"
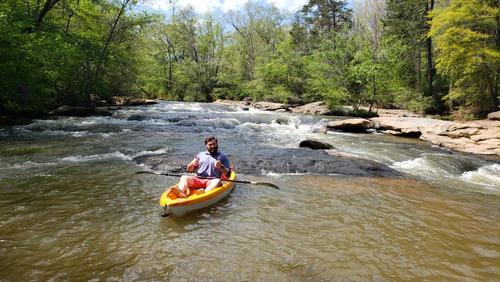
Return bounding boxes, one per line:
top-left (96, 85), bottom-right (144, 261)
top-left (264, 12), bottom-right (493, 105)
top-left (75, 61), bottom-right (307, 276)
top-left (0, 102), bottom-right (499, 280)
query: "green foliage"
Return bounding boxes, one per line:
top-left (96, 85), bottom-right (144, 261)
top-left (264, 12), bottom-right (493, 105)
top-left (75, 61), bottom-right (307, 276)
top-left (253, 38), bottom-right (305, 103)
top-left (430, 0), bottom-right (500, 116)
top-left (394, 88), bottom-right (432, 114)
top-left (301, 31), bottom-right (407, 111)
top-left (2, 0), bottom-right (496, 119)
top-left (0, 0), bottom-right (158, 114)
top-left (294, 0), bottom-right (352, 49)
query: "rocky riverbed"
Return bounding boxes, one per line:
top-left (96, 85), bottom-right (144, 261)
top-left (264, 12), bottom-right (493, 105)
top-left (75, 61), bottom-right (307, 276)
top-left (215, 100), bottom-right (500, 157)
top-left (133, 147), bottom-right (403, 178)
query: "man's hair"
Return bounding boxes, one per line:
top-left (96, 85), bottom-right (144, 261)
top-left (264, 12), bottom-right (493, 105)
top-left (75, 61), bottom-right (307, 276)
top-left (204, 136), bottom-right (217, 144)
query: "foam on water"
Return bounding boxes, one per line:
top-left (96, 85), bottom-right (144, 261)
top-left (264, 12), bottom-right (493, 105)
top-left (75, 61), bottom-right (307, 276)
top-left (4, 161), bottom-right (58, 170)
top-left (389, 153), bottom-right (500, 191)
top-left (2, 100), bottom-right (498, 195)
top-left (57, 147), bottom-right (171, 164)
top-left (262, 171), bottom-right (310, 177)
top-left (460, 164), bottom-right (500, 190)
top-left (391, 156), bottom-right (453, 179)
top-left (130, 148), bottom-right (169, 159)
top-left (60, 152), bottom-right (131, 162)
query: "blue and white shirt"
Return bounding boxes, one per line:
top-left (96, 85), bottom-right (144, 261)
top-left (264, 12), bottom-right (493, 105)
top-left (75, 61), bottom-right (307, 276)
top-left (196, 151), bottom-right (231, 178)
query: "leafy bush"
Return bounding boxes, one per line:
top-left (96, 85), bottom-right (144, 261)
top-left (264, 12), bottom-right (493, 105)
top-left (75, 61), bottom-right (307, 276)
top-left (394, 88), bottom-right (432, 114)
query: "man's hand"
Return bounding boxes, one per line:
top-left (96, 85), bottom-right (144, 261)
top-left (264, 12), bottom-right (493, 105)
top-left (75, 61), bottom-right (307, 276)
top-left (215, 159), bottom-right (229, 177)
top-left (187, 157), bottom-right (199, 172)
top-left (215, 160), bottom-right (224, 170)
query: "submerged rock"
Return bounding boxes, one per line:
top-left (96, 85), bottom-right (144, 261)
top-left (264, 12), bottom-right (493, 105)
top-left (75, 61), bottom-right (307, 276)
top-left (133, 148), bottom-right (402, 178)
top-left (49, 106), bottom-right (112, 117)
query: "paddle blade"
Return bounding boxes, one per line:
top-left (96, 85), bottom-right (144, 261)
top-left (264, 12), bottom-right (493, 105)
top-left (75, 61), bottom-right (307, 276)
top-left (252, 181), bottom-right (280, 189)
top-left (136, 170), bottom-right (156, 175)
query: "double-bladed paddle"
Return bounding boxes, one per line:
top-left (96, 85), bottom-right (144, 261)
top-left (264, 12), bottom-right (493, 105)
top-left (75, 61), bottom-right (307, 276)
top-left (136, 170), bottom-right (280, 189)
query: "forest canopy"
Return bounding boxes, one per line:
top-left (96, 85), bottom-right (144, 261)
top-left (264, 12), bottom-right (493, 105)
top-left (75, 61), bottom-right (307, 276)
top-left (1, 0), bottom-right (498, 118)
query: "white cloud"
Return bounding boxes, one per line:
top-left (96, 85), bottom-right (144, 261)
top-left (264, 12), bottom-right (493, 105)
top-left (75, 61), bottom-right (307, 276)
top-left (269, 0), bottom-right (308, 12)
top-left (146, 0), bottom-right (308, 14)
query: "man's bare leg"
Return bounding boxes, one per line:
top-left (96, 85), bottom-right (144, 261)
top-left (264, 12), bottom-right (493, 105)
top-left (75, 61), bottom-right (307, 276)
top-left (205, 179), bottom-right (222, 192)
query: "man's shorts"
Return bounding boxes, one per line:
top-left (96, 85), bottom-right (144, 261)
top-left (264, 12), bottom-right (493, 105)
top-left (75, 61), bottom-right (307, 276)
top-left (190, 177), bottom-right (212, 189)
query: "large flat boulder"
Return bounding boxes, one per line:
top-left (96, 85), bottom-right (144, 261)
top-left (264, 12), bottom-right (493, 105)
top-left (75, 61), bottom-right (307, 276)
top-left (253, 102), bottom-right (291, 111)
top-left (487, 111), bottom-right (500, 120)
top-left (291, 101), bottom-right (331, 115)
top-left (368, 117), bottom-right (499, 155)
top-left (134, 148), bottom-right (402, 178)
top-left (326, 118), bottom-right (373, 132)
top-left (370, 117), bottom-right (454, 136)
top-left (470, 128), bottom-right (500, 141)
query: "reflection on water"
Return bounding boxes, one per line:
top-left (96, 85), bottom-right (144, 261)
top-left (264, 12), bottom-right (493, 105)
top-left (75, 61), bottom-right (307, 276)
top-left (0, 102), bottom-right (499, 280)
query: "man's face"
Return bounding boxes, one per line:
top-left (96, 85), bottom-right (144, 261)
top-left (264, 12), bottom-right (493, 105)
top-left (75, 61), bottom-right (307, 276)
top-left (206, 140), bottom-right (218, 154)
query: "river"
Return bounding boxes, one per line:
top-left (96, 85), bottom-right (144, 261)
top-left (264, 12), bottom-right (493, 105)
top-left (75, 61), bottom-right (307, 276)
top-left (1, 101), bottom-right (499, 280)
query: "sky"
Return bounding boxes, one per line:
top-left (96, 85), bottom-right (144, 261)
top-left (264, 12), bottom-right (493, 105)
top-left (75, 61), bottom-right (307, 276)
top-left (144, 0), bottom-right (310, 14)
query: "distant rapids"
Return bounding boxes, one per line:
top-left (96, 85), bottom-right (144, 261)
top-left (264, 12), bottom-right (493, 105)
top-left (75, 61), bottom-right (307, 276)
top-left (1, 101), bottom-right (498, 193)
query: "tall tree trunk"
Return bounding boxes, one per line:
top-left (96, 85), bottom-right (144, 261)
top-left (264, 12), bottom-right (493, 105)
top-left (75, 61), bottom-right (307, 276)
top-left (65, 12), bottom-right (73, 33)
top-left (494, 5), bottom-right (500, 109)
top-left (23, 0), bottom-right (60, 32)
top-left (168, 58), bottom-right (173, 92)
top-left (425, 0), bottom-right (434, 97)
top-left (86, 0), bottom-right (131, 99)
top-left (34, 0), bottom-right (60, 28)
top-left (416, 51), bottom-right (421, 89)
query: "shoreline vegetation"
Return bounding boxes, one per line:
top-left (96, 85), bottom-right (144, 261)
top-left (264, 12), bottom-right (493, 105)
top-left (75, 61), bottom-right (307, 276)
top-left (1, 0), bottom-right (499, 156)
top-left (1, 0), bottom-right (499, 120)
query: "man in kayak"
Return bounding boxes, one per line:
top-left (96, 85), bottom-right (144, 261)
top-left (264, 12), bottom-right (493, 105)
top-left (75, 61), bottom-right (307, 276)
top-left (170, 136), bottom-right (231, 198)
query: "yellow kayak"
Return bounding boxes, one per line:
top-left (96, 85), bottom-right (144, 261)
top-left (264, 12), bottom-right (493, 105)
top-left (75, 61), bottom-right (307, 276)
top-left (159, 171), bottom-right (237, 217)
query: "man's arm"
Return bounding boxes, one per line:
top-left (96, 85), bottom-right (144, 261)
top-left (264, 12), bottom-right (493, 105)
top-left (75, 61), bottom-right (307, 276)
top-left (217, 155), bottom-right (231, 177)
top-left (187, 156), bottom-right (199, 173)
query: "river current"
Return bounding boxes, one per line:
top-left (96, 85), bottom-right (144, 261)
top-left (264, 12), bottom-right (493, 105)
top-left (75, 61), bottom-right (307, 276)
top-left (0, 101), bottom-right (499, 280)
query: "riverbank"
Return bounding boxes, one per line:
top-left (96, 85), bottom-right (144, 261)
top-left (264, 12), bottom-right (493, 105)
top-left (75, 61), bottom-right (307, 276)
top-left (214, 100), bottom-right (500, 157)
top-left (0, 96), bottom-right (158, 126)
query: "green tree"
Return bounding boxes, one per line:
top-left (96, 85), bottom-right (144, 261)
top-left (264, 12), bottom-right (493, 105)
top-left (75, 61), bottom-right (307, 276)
top-left (226, 1), bottom-right (285, 82)
top-left (384, 0), bottom-right (442, 112)
top-left (253, 37), bottom-right (305, 103)
top-left (292, 0), bottom-right (352, 50)
top-left (0, 0), bottom-right (157, 114)
top-left (430, 0), bottom-right (500, 116)
top-left (149, 7), bottom-right (226, 102)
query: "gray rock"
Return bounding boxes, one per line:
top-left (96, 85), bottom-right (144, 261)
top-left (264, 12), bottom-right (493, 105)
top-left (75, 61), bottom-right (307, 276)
top-left (299, 139), bottom-right (334, 150)
top-left (134, 148), bottom-right (402, 178)
top-left (48, 106), bottom-right (112, 117)
top-left (253, 102), bottom-right (291, 111)
top-left (291, 101), bottom-right (332, 115)
top-left (370, 117), bottom-right (454, 137)
top-left (89, 94), bottom-right (107, 106)
top-left (110, 96), bottom-right (157, 106)
top-left (326, 118), bottom-right (373, 132)
top-left (487, 111), bottom-right (500, 120)
top-left (111, 96), bottom-right (130, 106)
top-left (129, 98), bottom-right (157, 106)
